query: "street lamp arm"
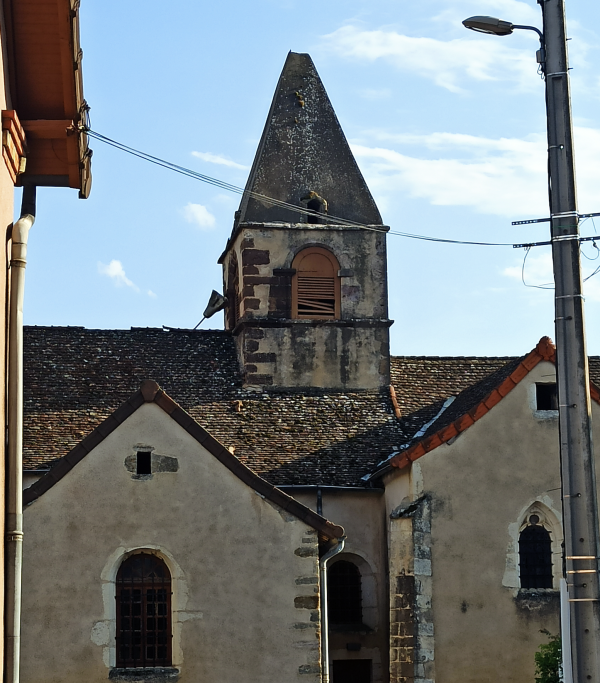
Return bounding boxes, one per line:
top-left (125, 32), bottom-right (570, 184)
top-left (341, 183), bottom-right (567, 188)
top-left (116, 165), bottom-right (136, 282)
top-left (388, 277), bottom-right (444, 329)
top-left (512, 24), bottom-right (544, 40)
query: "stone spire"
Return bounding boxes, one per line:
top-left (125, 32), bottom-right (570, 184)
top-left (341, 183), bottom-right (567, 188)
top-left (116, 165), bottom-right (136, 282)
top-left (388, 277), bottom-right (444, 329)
top-left (235, 51), bottom-right (382, 227)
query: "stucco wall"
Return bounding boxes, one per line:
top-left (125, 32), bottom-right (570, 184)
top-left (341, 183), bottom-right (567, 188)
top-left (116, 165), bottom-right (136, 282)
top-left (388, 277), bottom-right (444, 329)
top-left (386, 361), bottom-right (566, 683)
top-left (21, 403), bottom-right (322, 683)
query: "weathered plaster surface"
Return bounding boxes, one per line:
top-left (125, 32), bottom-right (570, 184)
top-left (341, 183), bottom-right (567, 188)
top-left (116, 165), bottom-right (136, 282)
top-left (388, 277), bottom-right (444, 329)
top-left (22, 403), bottom-right (322, 683)
top-left (386, 361), bottom-right (566, 683)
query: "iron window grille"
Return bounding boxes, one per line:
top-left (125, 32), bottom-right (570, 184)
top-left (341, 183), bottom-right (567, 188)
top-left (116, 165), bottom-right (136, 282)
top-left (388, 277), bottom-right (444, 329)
top-left (519, 524), bottom-right (553, 589)
top-left (116, 553), bottom-right (172, 668)
top-left (328, 560), bottom-right (363, 624)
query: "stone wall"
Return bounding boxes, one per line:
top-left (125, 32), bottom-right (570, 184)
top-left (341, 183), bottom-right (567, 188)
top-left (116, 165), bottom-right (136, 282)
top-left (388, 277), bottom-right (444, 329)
top-left (220, 222), bottom-right (390, 390)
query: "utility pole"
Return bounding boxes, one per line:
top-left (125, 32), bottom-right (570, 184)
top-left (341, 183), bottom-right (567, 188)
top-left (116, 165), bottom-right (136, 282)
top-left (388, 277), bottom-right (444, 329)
top-left (542, 0), bottom-right (600, 679)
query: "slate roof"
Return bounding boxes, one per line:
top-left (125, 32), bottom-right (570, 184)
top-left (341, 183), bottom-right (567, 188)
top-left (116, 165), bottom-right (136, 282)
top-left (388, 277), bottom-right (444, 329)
top-left (24, 326), bottom-right (600, 487)
top-left (24, 326), bottom-right (405, 486)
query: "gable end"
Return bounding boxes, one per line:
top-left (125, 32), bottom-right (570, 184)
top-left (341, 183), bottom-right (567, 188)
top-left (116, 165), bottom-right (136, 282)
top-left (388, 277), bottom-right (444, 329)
top-left (24, 380), bottom-right (344, 540)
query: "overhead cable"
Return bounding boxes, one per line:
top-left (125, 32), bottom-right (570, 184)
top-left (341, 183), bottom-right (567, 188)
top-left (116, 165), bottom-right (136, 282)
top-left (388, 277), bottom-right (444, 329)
top-left (84, 128), bottom-right (516, 247)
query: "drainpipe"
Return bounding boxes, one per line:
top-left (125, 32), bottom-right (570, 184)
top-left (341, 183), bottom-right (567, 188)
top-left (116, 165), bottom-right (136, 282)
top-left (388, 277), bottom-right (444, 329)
top-left (5, 185), bottom-right (36, 683)
top-left (320, 535), bottom-right (345, 683)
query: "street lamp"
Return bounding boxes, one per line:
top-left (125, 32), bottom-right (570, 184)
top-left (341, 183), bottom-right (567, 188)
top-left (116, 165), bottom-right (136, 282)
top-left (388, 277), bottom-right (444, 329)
top-left (464, 4), bottom-right (600, 683)
top-left (463, 16), bottom-right (545, 66)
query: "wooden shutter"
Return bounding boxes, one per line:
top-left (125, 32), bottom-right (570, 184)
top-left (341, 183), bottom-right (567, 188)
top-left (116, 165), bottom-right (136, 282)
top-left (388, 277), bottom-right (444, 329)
top-left (292, 247), bottom-right (341, 319)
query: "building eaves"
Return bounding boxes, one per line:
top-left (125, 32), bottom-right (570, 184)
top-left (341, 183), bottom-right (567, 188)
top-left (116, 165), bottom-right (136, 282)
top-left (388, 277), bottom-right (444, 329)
top-left (3, 0), bottom-right (92, 196)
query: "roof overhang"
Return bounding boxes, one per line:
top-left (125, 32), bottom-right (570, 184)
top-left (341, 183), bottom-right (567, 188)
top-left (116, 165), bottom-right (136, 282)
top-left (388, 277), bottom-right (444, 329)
top-left (3, 0), bottom-right (91, 197)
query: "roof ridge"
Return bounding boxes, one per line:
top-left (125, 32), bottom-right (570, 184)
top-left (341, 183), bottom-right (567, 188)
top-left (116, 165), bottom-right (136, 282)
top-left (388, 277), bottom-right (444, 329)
top-left (24, 380), bottom-right (344, 540)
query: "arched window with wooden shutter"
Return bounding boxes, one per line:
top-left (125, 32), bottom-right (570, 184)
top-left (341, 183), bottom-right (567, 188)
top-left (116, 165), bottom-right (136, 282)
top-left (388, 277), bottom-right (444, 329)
top-left (292, 247), bottom-right (341, 319)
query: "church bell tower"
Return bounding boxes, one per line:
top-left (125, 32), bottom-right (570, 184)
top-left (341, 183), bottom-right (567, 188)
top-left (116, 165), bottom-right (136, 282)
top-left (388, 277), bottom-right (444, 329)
top-left (219, 52), bottom-right (391, 390)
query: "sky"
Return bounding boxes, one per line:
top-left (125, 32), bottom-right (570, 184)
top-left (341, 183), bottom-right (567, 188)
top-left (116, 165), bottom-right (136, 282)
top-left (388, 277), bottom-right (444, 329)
top-left (20, 0), bottom-right (600, 356)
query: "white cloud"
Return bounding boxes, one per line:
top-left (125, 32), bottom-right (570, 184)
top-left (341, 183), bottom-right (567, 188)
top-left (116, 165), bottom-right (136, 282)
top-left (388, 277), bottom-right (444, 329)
top-left (321, 25), bottom-right (537, 93)
top-left (350, 126), bottom-right (600, 218)
top-left (351, 134), bottom-right (547, 217)
top-left (98, 260), bottom-right (139, 291)
top-left (504, 251), bottom-right (553, 287)
top-left (192, 151), bottom-right (248, 170)
top-left (358, 88), bottom-right (392, 101)
top-left (183, 203), bottom-right (216, 230)
top-left (433, 0), bottom-right (541, 27)
top-left (147, 290), bottom-right (157, 299)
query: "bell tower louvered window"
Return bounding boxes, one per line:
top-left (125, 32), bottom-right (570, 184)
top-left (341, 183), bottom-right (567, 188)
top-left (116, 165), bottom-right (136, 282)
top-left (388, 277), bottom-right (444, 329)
top-left (292, 247), bottom-right (341, 319)
top-left (116, 553), bottom-right (172, 668)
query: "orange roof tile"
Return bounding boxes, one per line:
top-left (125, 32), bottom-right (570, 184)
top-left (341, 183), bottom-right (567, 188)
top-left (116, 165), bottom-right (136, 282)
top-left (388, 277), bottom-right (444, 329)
top-left (390, 336), bottom-right (595, 471)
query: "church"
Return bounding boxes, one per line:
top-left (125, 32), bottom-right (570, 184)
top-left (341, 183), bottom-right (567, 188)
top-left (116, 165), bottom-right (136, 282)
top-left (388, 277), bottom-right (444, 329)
top-left (19, 52), bottom-right (592, 683)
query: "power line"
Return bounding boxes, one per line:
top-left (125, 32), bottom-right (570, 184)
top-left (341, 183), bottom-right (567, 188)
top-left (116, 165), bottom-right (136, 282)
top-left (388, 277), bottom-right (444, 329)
top-left (84, 128), bottom-right (517, 248)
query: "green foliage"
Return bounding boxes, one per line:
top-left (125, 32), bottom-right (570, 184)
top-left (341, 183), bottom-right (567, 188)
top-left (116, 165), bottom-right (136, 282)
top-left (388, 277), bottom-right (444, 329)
top-left (535, 629), bottom-right (562, 683)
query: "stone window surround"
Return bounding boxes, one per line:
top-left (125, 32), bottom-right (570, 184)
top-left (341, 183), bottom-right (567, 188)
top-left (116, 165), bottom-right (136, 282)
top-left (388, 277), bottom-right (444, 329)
top-left (528, 381), bottom-right (559, 421)
top-left (503, 497), bottom-right (563, 592)
top-left (94, 545), bottom-right (201, 672)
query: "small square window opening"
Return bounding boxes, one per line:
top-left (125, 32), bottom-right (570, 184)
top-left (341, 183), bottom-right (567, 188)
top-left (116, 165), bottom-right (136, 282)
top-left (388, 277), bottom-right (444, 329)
top-left (136, 451), bottom-right (152, 475)
top-left (536, 383), bottom-right (558, 411)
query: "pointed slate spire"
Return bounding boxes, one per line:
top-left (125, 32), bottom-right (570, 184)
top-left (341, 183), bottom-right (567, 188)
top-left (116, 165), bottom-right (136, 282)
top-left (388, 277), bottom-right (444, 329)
top-left (236, 52), bottom-right (383, 226)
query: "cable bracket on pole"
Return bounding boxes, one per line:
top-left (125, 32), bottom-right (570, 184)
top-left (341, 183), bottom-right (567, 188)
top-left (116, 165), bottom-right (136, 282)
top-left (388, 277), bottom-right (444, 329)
top-left (547, 71), bottom-right (569, 77)
top-left (567, 570), bottom-right (598, 574)
top-left (513, 211), bottom-right (600, 226)
top-left (555, 294), bottom-right (584, 300)
top-left (552, 235), bottom-right (580, 242)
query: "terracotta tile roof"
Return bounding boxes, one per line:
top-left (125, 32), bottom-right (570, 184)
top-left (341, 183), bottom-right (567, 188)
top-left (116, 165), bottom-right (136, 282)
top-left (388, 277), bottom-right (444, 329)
top-left (389, 337), bottom-right (587, 470)
top-left (24, 327), bottom-right (600, 487)
top-left (24, 380), bottom-right (344, 540)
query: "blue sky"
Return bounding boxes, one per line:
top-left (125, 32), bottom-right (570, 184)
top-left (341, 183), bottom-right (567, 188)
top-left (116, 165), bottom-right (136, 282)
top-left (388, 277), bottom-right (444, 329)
top-left (21, 0), bottom-right (600, 356)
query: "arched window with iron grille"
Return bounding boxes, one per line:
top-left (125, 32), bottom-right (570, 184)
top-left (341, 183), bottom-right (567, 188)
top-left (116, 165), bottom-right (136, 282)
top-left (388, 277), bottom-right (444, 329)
top-left (328, 560), bottom-right (362, 625)
top-left (291, 247), bottom-right (341, 320)
top-left (116, 553), bottom-right (172, 668)
top-left (519, 523), bottom-right (553, 589)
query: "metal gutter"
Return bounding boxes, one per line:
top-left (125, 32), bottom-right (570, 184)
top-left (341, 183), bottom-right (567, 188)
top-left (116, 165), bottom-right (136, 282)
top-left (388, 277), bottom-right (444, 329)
top-left (320, 536), bottom-right (346, 683)
top-left (6, 185), bottom-right (35, 683)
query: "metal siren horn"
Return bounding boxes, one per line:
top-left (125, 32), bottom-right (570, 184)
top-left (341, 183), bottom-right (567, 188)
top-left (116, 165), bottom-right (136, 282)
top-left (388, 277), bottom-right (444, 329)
top-left (194, 290), bottom-right (228, 329)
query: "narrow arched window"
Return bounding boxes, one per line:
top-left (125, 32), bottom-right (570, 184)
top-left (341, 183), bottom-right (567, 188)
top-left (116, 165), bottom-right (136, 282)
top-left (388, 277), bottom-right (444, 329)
top-left (328, 560), bottom-right (362, 624)
top-left (292, 247), bottom-right (341, 319)
top-left (116, 553), bottom-right (172, 668)
top-left (519, 523), bottom-right (553, 588)
top-left (227, 253), bottom-right (241, 329)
